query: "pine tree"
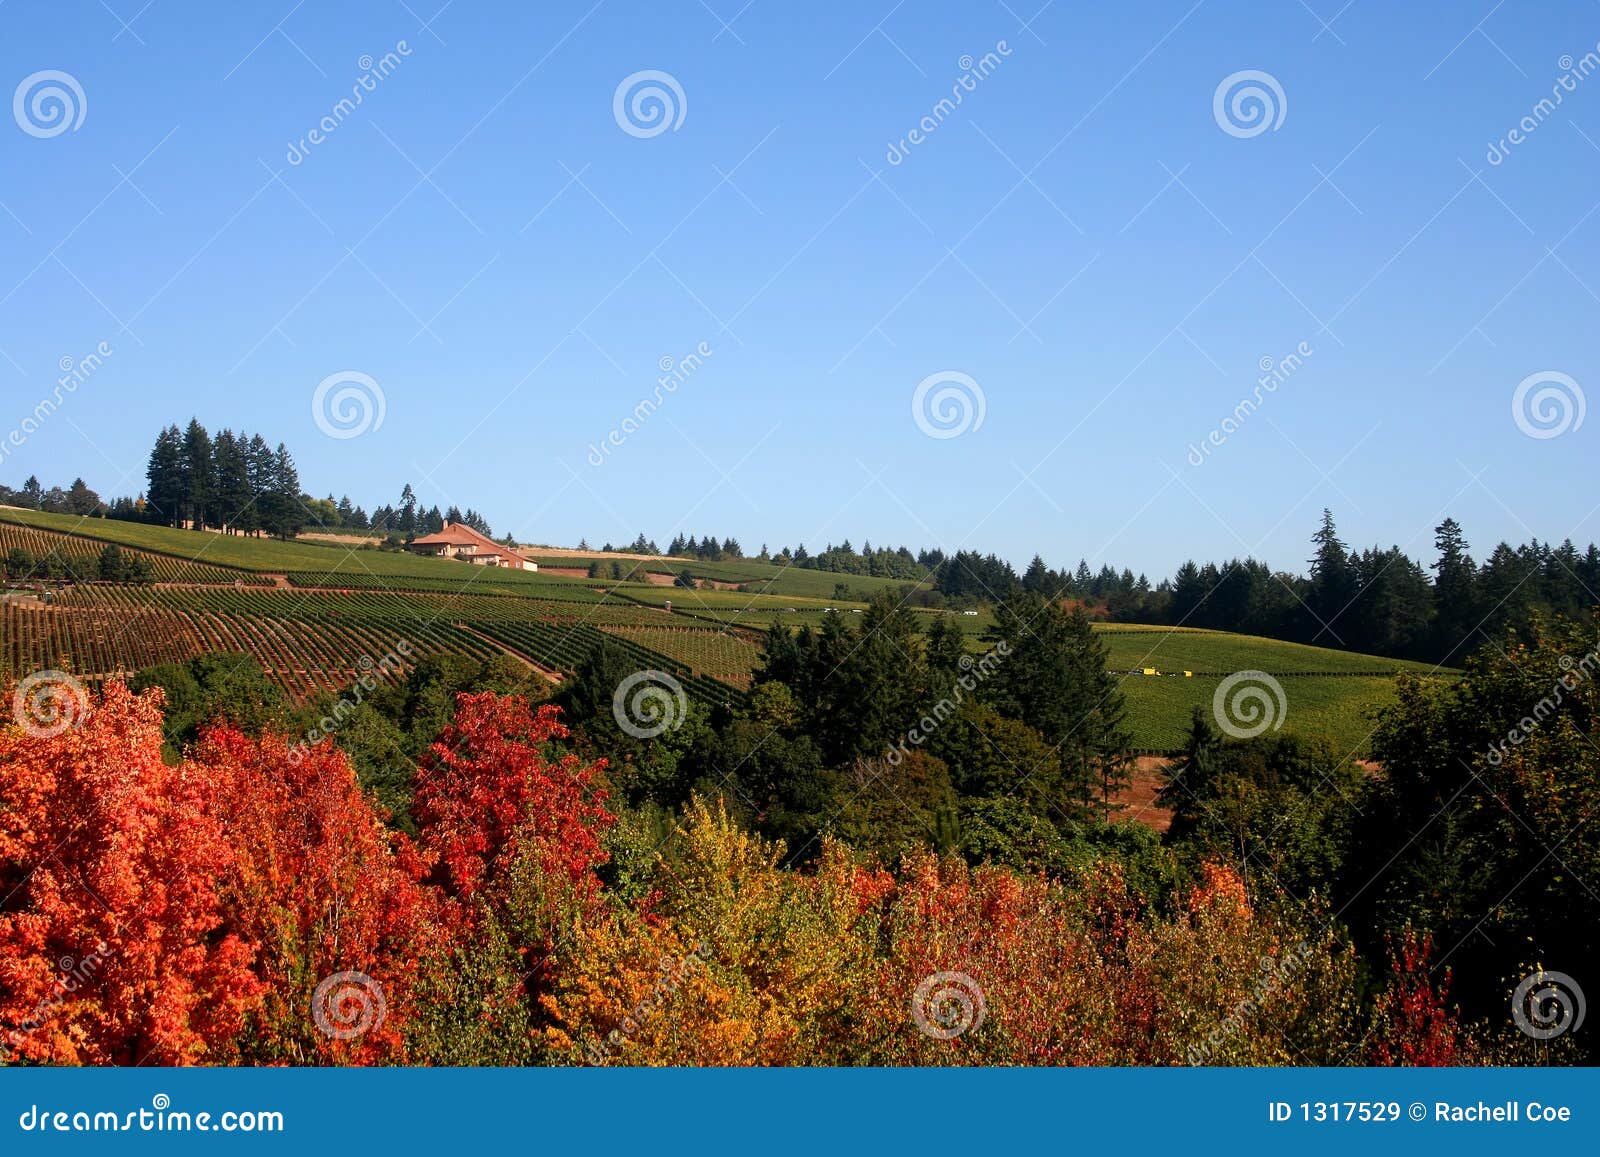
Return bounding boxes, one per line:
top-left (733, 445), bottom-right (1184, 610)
top-left (145, 426), bottom-right (185, 527)
top-left (398, 484), bottom-right (417, 534)
top-left (212, 429), bottom-right (254, 534)
top-left (260, 443), bottom-right (303, 539)
top-left (1431, 518), bottom-right (1478, 663)
top-left (1022, 554), bottom-right (1051, 594)
top-left (180, 419), bottom-right (215, 529)
top-left (1306, 509), bottom-right (1355, 645)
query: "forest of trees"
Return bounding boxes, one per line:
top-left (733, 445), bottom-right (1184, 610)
top-left (645, 512), bottom-right (1597, 667)
top-left (0, 476), bottom-right (104, 517)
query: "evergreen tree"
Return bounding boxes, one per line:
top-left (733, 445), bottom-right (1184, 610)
top-left (1306, 509), bottom-right (1355, 645)
top-left (146, 426), bottom-right (185, 527)
top-left (65, 478), bottom-right (101, 515)
top-left (180, 419), bottom-right (215, 529)
top-left (1022, 554), bottom-right (1051, 594)
top-left (1430, 518), bottom-right (1478, 664)
top-left (982, 595), bottom-right (1129, 821)
top-left (259, 443), bottom-right (304, 539)
top-left (211, 430), bottom-right (254, 534)
top-left (398, 484), bottom-right (417, 534)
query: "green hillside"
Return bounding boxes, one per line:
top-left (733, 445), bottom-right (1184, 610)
top-left (0, 505), bottom-right (1451, 756)
top-left (0, 507), bottom-right (590, 592)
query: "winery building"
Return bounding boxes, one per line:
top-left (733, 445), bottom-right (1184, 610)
top-left (405, 522), bottom-right (537, 570)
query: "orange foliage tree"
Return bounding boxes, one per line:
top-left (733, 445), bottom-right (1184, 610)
top-left (0, 683), bottom-right (261, 1064)
top-left (539, 799), bottom-right (1368, 1067)
top-left (192, 726), bottom-right (445, 1064)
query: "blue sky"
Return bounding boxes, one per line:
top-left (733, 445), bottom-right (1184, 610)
top-left (1, 0), bottom-right (1596, 576)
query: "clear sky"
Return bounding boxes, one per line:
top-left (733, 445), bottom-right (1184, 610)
top-left (2, 1), bottom-right (1596, 577)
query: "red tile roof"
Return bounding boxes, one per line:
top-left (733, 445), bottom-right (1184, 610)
top-left (409, 522), bottom-right (530, 564)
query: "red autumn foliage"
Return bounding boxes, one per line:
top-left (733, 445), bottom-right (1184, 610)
top-left (193, 726), bottom-right (444, 1064)
top-left (1, 682), bottom-right (1480, 1068)
top-left (1367, 928), bottom-right (1467, 1066)
top-left (0, 683), bottom-right (261, 1064)
top-left (413, 693), bottom-right (613, 913)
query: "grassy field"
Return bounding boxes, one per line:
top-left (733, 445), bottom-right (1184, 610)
top-left (1117, 673), bottom-right (1408, 754)
top-left (1095, 628), bottom-right (1439, 676)
top-left (0, 507), bottom-right (1448, 754)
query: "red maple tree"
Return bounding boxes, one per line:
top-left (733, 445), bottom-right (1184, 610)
top-left (0, 682), bottom-right (261, 1064)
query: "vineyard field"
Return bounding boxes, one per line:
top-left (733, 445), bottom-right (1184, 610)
top-left (600, 625), bottom-right (762, 688)
top-left (469, 619), bottom-right (741, 708)
top-left (1095, 628), bottom-right (1440, 676)
top-left (0, 508), bottom-right (574, 588)
top-left (0, 521), bottom-right (267, 585)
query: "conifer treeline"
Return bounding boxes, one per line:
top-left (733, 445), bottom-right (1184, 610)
top-left (145, 420), bottom-right (305, 538)
top-left (646, 513), bottom-right (1600, 666)
top-left (140, 421), bottom-right (493, 541)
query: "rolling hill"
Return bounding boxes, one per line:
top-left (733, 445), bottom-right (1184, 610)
top-left (0, 507), bottom-right (1451, 755)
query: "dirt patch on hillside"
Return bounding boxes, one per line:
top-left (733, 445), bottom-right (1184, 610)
top-left (642, 571), bottom-right (675, 586)
top-left (540, 566), bottom-right (592, 578)
top-left (1112, 755), bottom-right (1175, 833)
